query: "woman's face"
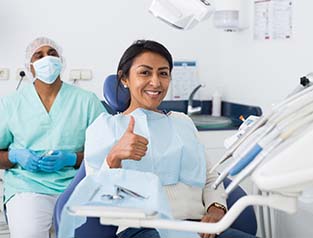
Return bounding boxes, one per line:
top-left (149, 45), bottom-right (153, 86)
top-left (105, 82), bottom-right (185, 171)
top-left (123, 51), bottom-right (171, 112)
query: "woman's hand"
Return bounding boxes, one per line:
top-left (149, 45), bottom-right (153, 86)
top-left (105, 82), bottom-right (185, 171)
top-left (199, 206), bottom-right (226, 238)
top-left (107, 116), bottom-right (149, 168)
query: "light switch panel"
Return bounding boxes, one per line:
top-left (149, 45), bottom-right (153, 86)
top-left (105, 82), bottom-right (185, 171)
top-left (0, 68), bottom-right (9, 80)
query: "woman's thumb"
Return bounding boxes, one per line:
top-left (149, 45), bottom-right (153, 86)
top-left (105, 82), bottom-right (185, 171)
top-left (126, 115), bottom-right (135, 133)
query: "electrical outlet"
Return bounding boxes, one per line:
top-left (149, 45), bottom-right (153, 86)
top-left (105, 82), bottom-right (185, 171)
top-left (81, 70), bottom-right (92, 80)
top-left (69, 69), bottom-right (92, 81)
top-left (69, 70), bottom-right (81, 81)
top-left (0, 68), bottom-right (9, 80)
top-left (16, 68), bottom-right (28, 81)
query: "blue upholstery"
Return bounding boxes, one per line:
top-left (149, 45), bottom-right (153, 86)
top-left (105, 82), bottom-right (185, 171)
top-left (53, 74), bottom-right (257, 237)
top-left (223, 178), bottom-right (257, 235)
top-left (103, 74), bottom-right (130, 113)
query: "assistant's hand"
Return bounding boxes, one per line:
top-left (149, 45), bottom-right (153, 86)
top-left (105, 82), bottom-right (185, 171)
top-left (107, 116), bottom-right (149, 168)
top-left (199, 206), bottom-right (226, 238)
top-left (39, 150), bottom-right (77, 172)
top-left (8, 149), bottom-right (41, 172)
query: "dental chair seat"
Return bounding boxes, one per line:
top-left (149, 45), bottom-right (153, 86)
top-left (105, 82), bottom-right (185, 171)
top-left (53, 74), bottom-right (257, 237)
top-left (53, 163), bottom-right (257, 236)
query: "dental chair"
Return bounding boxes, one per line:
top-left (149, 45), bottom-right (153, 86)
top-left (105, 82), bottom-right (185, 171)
top-left (53, 74), bottom-right (257, 237)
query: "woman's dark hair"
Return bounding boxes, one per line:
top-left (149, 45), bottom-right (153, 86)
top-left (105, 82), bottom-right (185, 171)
top-left (116, 40), bottom-right (173, 109)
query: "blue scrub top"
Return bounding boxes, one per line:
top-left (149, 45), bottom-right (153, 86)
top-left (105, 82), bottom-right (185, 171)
top-left (0, 82), bottom-right (106, 203)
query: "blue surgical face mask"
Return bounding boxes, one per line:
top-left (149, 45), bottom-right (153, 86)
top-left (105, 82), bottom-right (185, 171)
top-left (32, 56), bottom-right (62, 84)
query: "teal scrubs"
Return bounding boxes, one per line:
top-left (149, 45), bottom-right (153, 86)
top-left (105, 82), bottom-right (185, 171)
top-left (0, 82), bottom-right (106, 203)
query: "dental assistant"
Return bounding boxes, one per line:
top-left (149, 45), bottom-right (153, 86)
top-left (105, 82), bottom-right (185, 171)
top-left (0, 37), bottom-right (106, 238)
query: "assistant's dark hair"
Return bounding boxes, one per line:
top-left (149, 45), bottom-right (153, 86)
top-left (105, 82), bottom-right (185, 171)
top-left (116, 40), bottom-right (173, 109)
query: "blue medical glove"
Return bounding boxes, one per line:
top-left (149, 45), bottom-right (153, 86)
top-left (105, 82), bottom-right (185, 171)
top-left (38, 150), bottom-right (77, 172)
top-left (8, 149), bottom-right (41, 172)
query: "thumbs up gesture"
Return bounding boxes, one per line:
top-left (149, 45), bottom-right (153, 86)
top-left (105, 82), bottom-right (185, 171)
top-left (107, 116), bottom-right (149, 168)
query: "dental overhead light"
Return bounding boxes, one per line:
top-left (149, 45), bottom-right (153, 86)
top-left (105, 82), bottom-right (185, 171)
top-left (149, 0), bottom-right (249, 31)
top-left (149, 0), bottom-right (214, 30)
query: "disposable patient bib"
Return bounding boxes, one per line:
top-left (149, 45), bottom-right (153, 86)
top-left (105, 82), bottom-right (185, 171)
top-left (85, 108), bottom-right (206, 188)
top-left (122, 109), bottom-right (183, 185)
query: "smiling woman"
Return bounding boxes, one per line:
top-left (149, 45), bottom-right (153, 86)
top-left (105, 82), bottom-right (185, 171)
top-left (116, 40), bottom-right (173, 114)
top-left (120, 52), bottom-right (171, 113)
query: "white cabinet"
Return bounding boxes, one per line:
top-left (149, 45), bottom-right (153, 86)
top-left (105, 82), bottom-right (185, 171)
top-left (198, 130), bottom-right (254, 194)
top-left (198, 130), bottom-right (236, 168)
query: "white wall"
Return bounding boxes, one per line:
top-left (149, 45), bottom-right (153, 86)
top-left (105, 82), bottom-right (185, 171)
top-left (0, 0), bottom-right (218, 101)
top-left (1, 0), bottom-right (313, 113)
top-left (210, 1), bottom-right (313, 113)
